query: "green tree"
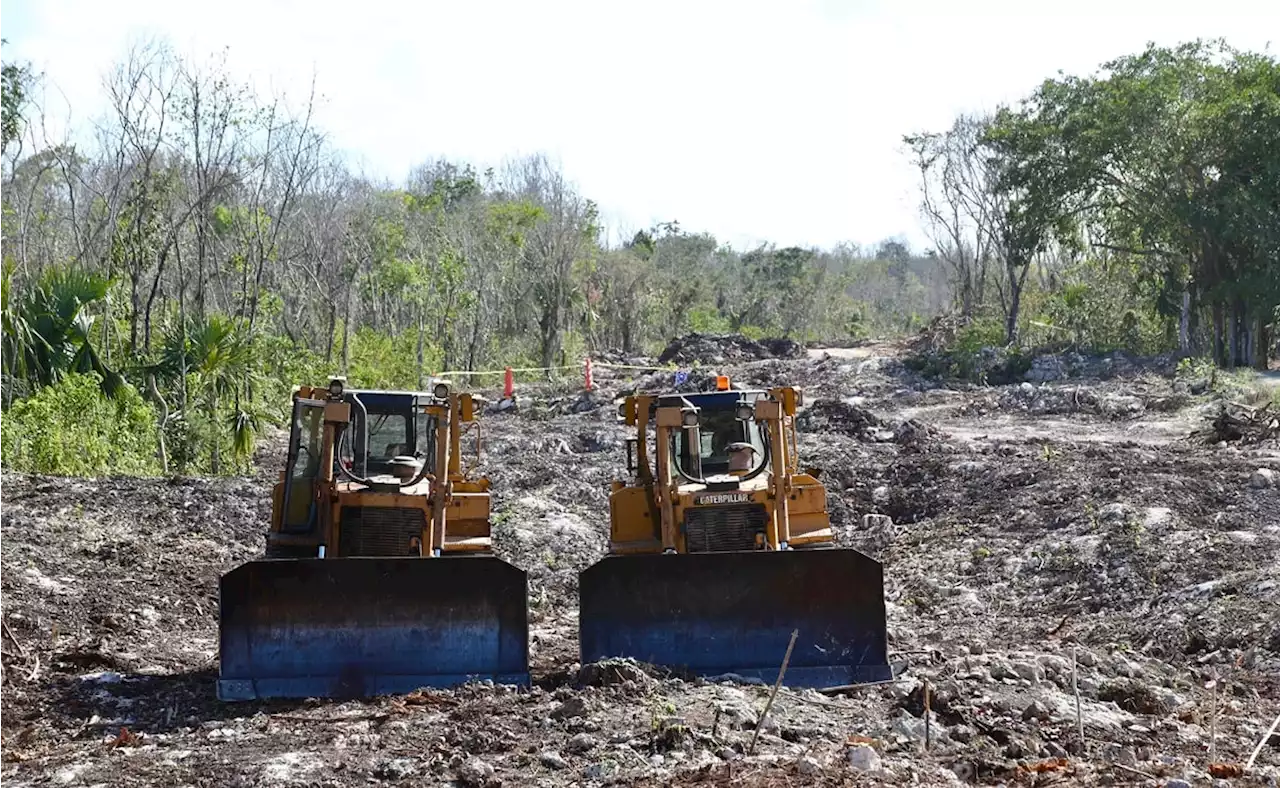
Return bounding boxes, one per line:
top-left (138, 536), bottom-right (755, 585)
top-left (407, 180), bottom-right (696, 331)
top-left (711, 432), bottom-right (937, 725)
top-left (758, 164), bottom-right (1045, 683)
top-left (1, 40), bottom-right (33, 152)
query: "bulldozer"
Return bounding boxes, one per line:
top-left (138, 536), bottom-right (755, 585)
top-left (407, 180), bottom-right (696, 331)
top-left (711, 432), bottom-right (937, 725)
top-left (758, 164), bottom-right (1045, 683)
top-left (218, 378), bottom-right (528, 701)
top-left (579, 376), bottom-right (892, 688)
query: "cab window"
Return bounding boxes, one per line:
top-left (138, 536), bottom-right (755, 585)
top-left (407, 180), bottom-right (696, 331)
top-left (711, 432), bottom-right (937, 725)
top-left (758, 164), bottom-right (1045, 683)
top-left (674, 409), bottom-right (767, 477)
top-left (365, 412), bottom-right (410, 459)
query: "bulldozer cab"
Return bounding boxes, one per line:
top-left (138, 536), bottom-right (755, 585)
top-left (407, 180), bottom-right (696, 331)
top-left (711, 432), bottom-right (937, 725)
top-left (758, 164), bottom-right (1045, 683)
top-left (279, 390), bottom-right (440, 535)
top-left (341, 391), bottom-right (438, 477)
top-left (665, 391), bottom-right (768, 480)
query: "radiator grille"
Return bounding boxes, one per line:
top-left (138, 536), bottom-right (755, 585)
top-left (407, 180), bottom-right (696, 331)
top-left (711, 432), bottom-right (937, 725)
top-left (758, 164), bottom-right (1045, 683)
top-left (338, 506), bottom-right (426, 556)
top-left (683, 504), bottom-right (769, 553)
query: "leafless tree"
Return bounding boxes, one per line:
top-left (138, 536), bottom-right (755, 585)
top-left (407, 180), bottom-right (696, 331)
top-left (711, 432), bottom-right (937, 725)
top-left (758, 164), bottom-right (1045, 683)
top-left (905, 115), bottom-right (1000, 317)
top-left (503, 154), bottom-right (597, 370)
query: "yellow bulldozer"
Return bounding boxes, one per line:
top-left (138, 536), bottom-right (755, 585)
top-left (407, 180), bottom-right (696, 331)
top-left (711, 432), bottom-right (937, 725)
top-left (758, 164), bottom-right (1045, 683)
top-left (578, 376), bottom-right (891, 687)
top-left (218, 378), bottom-right (528, 701)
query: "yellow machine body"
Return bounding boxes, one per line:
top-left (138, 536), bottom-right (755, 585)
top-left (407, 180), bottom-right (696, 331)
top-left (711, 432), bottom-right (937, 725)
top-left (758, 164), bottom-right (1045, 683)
top-left (218, 381), bottom-right (528, 701)
top-left (579, 382), bottom-right (892, 688)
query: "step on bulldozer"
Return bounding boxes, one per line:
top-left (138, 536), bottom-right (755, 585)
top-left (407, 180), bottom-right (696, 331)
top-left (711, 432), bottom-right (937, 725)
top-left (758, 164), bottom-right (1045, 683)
top-left (579, 377), bottom-right (892, 688)
top-left (218, 378), bottom-right (528, 701)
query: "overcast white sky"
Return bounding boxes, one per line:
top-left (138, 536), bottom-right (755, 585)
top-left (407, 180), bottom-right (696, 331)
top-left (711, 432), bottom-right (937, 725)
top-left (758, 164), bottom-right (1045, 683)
top-left (2, 0), bottom-right (1276, 251)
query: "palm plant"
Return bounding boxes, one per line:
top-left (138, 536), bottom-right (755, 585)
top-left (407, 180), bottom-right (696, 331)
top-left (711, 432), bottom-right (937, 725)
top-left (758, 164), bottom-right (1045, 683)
top-left (155, 313), bottom-right (265, 473)
top-left (20, 264), bottom-right (122, 396)
top-left (1, 264), bottom-right (37, 405)
top-left (2, 263), bottom-right (123, 404)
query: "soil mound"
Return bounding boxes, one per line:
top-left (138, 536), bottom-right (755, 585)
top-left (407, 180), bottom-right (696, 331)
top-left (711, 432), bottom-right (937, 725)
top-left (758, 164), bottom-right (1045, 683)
top-left (657, 333), bottom-right (803, 365)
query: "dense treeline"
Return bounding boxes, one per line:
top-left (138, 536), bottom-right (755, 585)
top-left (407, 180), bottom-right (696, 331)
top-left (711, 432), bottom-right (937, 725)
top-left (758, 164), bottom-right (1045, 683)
top-left (2, 37), bottom-right (1276, 476)
top-left (906, 40), bottom-right (1279, 363)
top-left (0, 40), bottom-right (944, 474)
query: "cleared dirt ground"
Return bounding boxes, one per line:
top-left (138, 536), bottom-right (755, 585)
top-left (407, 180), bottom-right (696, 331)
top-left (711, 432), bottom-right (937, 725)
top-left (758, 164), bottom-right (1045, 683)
top-left (3, 336), bottom-right (1278, 787)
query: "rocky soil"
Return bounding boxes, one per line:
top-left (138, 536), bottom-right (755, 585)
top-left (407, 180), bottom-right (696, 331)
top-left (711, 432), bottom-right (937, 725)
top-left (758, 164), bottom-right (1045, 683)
top-left (3, 335), bottom-right (1279, 787)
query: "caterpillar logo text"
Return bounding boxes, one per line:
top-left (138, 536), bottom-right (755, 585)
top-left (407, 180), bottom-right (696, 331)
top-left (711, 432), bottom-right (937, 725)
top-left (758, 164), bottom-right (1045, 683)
top-left (696, 492), bottom-right (749, 505)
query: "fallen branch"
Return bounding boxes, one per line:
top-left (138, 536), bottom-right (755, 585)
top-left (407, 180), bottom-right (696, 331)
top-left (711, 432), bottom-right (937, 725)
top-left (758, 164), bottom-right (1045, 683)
top-left (1112, 762), bottom-right (1156, 780)
top-left (781, 688), bottom-right (875, 710)
top-left (1245, 712), bottom-right (1280, 773)
top-left (817, 678), bottom-right (901, 696)
top-left (270, 711), bottom-right (391, 725)
top-left (2, 619), bottom-right (27, 659)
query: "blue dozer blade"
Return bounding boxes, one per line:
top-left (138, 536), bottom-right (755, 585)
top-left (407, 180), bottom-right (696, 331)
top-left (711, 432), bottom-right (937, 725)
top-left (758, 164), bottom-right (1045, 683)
top-left (579, 549), bottom-right (892, 688)
top-left (218, 556), bottom-right (528, 701)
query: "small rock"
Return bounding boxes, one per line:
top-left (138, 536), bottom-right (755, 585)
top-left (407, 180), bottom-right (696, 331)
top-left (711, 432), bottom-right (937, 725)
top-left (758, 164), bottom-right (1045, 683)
top-left (584, 761), bottom-right (617, 780)
top-left (1099, 502), bottom-right (1130, 522)
top-left (567, 733), bottom-right (598, 754)
top-left (1022, 700), bottom-right (1052, 722)
top-left (989, 657), bottom-right (1018, 680)
top-left (540, 751), bottom-right (567, 770)
top-left (647, 754), bottom-right (665, 767)
top-left (374, 758), bottom-right (417, 780)
top-left (949, 724), bottom-right (975, 742)
top-left (717, 747), bottom-right (739, 761)
top-left (1107, 656), bottom-right (1143, 679)
top-left (1164, 780), bottom-right (1191, 788)
top-left (550, 696), bottom-right (589, 720)
top-left (846, 744), bottom-right (881, 772)
top-left (872, 485), bottom-right (890, 505)
top-left (797, 756), bottom-right (823, 776)
top-left (892, 711), bottom-right (927, 742)
top-left (716, 702), bottom-right (758, 730)
top-left (1250, 468), bottom-right (1276, 488)
top-left (456, 757), bottom-right (495, 788)
top-left (862, 513), bottom-right (893, 529)
top-left (1013, 660), bottom-right (1045, 683)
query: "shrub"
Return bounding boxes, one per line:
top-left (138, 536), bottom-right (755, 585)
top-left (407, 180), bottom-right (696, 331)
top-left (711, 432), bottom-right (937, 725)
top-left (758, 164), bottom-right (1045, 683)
top-left (904, 317), bottom-right (1023, 383)
top-left (1, 372), bottom-right (160, 476)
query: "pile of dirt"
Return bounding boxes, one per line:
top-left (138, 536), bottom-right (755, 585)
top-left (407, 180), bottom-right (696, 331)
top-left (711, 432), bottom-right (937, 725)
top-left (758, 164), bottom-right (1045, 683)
top-left (940, 380), bottom-right (1196, 422)
top-left (657, 333), bottom-right (803, 365)
top-left (1023, 351), bottom-right (1181, 382)
top-left (796, 398), bottom-right (885, 438)
top-left (797, 400), bottom-right (939, 449)
top-left (998, 383), bottom-right (1147, 419)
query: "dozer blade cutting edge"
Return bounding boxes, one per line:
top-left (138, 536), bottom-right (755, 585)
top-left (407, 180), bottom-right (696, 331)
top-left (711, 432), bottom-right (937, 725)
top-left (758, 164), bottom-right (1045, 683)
top-left (579, 549), bottom-right (891, 688)
top-left (218, 556), bottom-right (528, 701)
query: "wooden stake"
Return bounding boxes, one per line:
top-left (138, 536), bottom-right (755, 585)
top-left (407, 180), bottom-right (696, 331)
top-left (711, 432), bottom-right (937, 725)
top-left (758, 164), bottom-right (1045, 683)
top-left (923, 678), bottom-right (932, 751)
top-left (1209, 674), bottom-right (1219, 763)
top-left (1073, 647), bottom-right (1084, 755)
top-left (750, 629), bottom-right (798, 755)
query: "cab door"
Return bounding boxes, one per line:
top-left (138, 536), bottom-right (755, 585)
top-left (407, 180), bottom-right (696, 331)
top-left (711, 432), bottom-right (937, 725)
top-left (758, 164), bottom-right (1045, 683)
top-left (280, 398), bottom-right (326, 533)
